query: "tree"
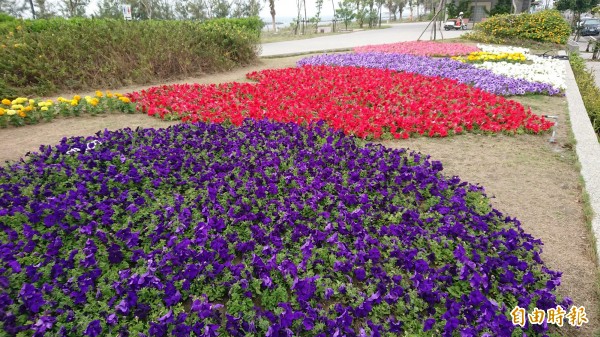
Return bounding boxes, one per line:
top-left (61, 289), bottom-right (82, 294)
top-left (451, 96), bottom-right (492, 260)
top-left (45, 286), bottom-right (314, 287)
top-left (376, 0), bottom-right (384, 26)
top-left (293, 0), bottom-right (302, 34)
top-left (138, 0), bottom-right (154, 19)
top-left (488, 0), bottom-right (511, 16)
top-left (1, 0), bottom-right (29, 17)
top-left (231, 0), bottom-right (260, 17)
top-left (95, 0), bottom-right (121, 18)
top-left (336, 0), bottom-right (355, 29)
top-left (313, 0), bottom-right (323, 31)
top-left (393, 0), bottom-right (405, 20)
top-left (60, 0), bottom-right (90, 17)
top-left (555, 0), bottom-right (599, 26)
top-left (174, 0), bottom-right (208, 20)
top-left (331, 0), bottom-right (336, 30)
top-left (385, 0), bottom-right (396, 20)
top-left (156, 0), bottom-right (176, 19)
top-left (266, 0), bottom-right (275, 31)
top-left (303, 0), bottom-right (307, 32)
top-left (208, 0), bottom-right (229, 17)
top-left (385, 0), bottom-right (403, 20)
top-left (354, 0), bottom-right (367, 27)
top-left (34, 0), bottom-right (55, 18)
top-left (446, 0), bottom-right (471, 18)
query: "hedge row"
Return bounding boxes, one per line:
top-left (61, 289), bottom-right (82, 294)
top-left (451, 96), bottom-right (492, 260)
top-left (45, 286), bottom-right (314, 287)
top-left (570, 53), bottom-right (600, 137)
top-left (465, 10), bottom-right (571, 45)
top-left (0, 17), bottom-right (263, 97)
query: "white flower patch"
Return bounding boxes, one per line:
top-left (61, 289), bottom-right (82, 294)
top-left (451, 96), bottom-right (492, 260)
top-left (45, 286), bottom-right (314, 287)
top-left (474, 45), bottom-right (566, 90)
top-left (477, 44), bottom-right (531, 55)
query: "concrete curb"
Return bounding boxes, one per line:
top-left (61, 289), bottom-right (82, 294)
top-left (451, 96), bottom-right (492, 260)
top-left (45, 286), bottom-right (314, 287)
top-left (564, 59), bottom-right (600, 265)
top-left (260, 48), bottom-right (352, 59)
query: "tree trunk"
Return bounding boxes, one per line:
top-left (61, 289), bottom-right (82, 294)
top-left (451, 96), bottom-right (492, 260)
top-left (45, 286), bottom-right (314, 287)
top-left (332, 0), bottom-right (336, 31)
top-left (270, 0), bottom-right (276, 32)
top-left (303, 0), bottom-right (307, 33)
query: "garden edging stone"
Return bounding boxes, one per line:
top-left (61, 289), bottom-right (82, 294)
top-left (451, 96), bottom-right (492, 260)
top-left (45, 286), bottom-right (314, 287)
top-left (564, 59), bottom-right (600, 266)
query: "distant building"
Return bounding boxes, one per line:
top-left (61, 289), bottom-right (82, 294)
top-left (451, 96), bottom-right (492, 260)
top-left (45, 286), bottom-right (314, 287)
top-left (453, 0), bottom-right (532, 22)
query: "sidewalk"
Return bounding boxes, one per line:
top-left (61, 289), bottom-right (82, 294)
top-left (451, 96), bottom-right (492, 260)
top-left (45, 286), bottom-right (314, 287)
top-left (576, 36), bottom-right (600, 87)
top-left (260, 22), bottom-right (466, 57)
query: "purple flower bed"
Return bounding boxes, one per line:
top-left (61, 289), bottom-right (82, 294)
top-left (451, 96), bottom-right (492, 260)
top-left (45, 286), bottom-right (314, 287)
top-left (0, 120), bottom-right (569, 336)
top-left (297, 53), bottom-right (563, 96)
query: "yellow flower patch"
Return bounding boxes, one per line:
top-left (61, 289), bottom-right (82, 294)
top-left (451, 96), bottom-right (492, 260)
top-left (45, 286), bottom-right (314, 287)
top-left (0, 90), bottom-right (137, 127)
top-left (452, 51), bottom-right (527, 64)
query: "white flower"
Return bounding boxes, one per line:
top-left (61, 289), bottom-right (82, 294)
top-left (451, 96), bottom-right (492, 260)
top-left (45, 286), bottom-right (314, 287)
top-left (477, 44), bottom-right (531, 55)
top-left (86, 140), bottom-right (102, 151)
top-left (66, 148), bottom-right (81, 155)
top-left (474, 44), bottom-right (566, 90)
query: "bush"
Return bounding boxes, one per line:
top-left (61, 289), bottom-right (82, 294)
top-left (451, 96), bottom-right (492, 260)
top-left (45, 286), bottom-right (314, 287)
top-left (0, 17), bottom-right (261, 97)
top-left (0, 13), bottom-right (15, 23)
top-left (570, 53), bottom-right (600, 136)
top-left (465, 10), bottom-right (571, 45)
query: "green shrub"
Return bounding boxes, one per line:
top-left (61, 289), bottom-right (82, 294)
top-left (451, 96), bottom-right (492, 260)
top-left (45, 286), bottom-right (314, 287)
top-left (0, 18), bottom-right (261, 97)
top-left (465, 9), bottom-right (571, 45)
top-left (570, 53), bottom-right (600, 136)
top-left (0, 13), bottom-right (15, 23)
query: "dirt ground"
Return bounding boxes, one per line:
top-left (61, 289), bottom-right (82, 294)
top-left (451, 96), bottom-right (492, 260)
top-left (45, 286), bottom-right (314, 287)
top-left (0, 55), bottom-right (598, 336)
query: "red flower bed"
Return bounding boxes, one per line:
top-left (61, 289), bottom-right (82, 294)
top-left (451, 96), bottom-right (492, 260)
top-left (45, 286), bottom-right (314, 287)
top-left (128, 66), bottom-right (552, 139)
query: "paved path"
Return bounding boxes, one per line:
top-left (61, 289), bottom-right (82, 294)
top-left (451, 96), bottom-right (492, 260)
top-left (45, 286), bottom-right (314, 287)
top-left (577, 36), bottom-right (600, 87)
top-left (260, 22), bottom-right (467, 57)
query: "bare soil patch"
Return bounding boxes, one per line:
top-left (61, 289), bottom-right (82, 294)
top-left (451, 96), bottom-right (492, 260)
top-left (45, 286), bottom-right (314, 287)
top-left (0, 55), bottom-right (598, 336)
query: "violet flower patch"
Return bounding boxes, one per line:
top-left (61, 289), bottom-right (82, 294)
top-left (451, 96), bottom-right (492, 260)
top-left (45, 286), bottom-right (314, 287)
top-left (297, 52), bottom-right (563, 96)
top-left (0, 120), bottom-right (569, 336)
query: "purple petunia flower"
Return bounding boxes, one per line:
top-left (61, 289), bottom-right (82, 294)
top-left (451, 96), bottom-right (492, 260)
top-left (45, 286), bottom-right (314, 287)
top-left (84, 320), bottom-right (102, 337)
top-left (297, 53), bottom-right (562, 96)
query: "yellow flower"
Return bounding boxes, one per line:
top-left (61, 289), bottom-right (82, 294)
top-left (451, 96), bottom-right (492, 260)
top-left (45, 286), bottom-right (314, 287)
top-left (0, 108), bottom-right (4, 115)
top-left (57, 97), bottom-right (67, 102)
top-left (11, 104), bottom-right (23, 110)
top-left (29, 99), bottom-right (35, 105)
top-left (70, 100), bottom-right (78, 106)
top-left (95, 91), bottom-right (103, 97)
top-left (118, 96), bottom-right (131, 103)
top-left (90, 98), bottom-right (99, 107)
top-left (6, 109), bottom-right (16, 116)
top-left (46, 100), bottom-right (53, 105)
top-left (106, 91), bottom-right (114, 98)
top-left (1, 99), bottom-right (10, 105)
top-left (41, 106), bottom-right (48, 111)
top-left (24, 106), bottom-right (33, 112)
top-left (73, 95), bottom-right (81, 101)
top-left (18, 111), bottom-right (26, 118)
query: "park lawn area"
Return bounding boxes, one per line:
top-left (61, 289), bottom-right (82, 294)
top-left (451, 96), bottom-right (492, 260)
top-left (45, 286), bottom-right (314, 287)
top-left (0, 53), bottom-right (598, 336)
